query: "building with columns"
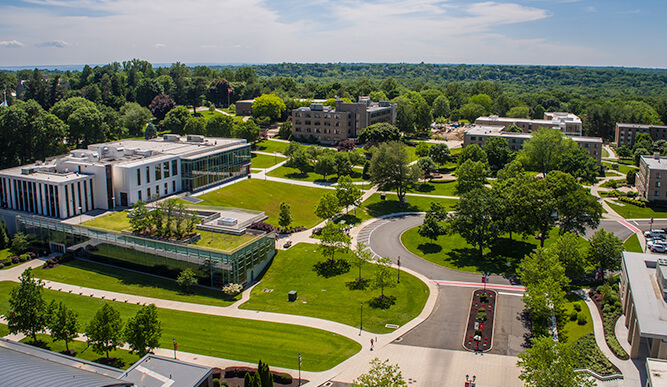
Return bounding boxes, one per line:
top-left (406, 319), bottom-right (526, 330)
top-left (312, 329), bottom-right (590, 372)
top-left (620, 252), bottom-right (667, 360)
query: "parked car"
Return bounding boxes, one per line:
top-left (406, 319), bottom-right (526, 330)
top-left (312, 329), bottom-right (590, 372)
top-left (647, 239), bottom-right (667, 249)
top-left (651, 244), bottom-right (667, 253)
top-left (645, 230), bottom-right (666, 239)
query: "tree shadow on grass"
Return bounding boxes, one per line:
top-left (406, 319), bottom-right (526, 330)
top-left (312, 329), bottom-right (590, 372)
top-left (365, 200), bottom-right (420, 218)
top-left (95, 357), bottom-right (125, 368)
top-left (335, 214), bottom-right (362, 226)
top-left (417, 242), bottom-right (442, 255)
top-left (346, 278), bottom-right (370, 290)
top-left (313, 259), bottom-right (351, 278)
top-left (285, 172), bottom-right (310, 180)
top-left (413, 184), bottom-right (435, 193)
top-left (368, 295), bottom-right (396, 310)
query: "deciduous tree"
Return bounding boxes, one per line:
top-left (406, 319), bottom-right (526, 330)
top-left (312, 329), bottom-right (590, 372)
top-left (86, 303), bottom-right (124, 359)
top-left (319, 222), bottom-right (351, 263)
top-left (369, 141), bottom-right (421, 203)
top-left (587, 229), bottom-right (623, 280)
top-left (125, 304), bottom-right (162, 357)
top-left (352, 358), bottom-right (407, 387)
top-left (518, 336), bottom-right (593, 387)
top-left (7, 268), bottom-right (47, 343)
top-left (315, 192), bottom-right (341, 221)
top-left (278, 202), bottom-right (292, 229)
top-left (336, 175), bottom-right (362, 213)
top-left (47, 301), bottom-right (79, 352)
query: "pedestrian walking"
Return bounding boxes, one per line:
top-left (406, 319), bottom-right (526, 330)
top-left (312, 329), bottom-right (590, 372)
top-left (370, 338), bottom-right (374, 351)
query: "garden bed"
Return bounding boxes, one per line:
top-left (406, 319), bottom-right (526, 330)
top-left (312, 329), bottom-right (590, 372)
top-left (589, 287), bottom-right (629, 360)
top-left (463, 289), bottom-right (496, 352)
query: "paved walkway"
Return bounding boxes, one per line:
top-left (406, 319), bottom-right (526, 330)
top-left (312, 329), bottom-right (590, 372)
top-left (576, 289), bottom-right (641, 386)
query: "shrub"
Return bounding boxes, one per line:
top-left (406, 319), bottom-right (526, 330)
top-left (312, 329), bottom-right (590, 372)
top-left (478, 307), bottom-right (486, 313)
top-left (222, 283), bottom-right (243, 297)
top-left (19, 254), bottom-right (29, 262)
top-left (479, 293), bottom-right (488, 302)
top-left (247, 222), bottom-right (276, 233)
top-left (474, 329), bottom-right (482, 336)
top-left (213, 378), bottom-right (221, 387)
top-left (477, 311), bottom-right (487, 321)
top-left (571, 333), bottom-right (617, 375)
top-left (0, 262), bottom-right (4, 269)
top-left (337, 139), bottom-right (357, 152)
top-left (11, 256), bottom-right (19, 264)
top-left (574, 303), bottom-right (582, 312)
top-left (274, 372), bottom-right (293, 385)
top-left (578, 314), bottom-right (587, 325)
top-left (570, 311), bottom-right (578, 321)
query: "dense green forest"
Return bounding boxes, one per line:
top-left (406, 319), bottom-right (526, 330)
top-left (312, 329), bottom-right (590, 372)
top-left (0, 60), bottom-right (666, 170)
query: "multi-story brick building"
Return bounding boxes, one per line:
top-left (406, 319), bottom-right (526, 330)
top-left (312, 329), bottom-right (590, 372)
top-left (636, 154), bottom-right (667, 201)
top-left (291, 97), bottom-right (397, 143)
top-left (463, 125), bottom-right (602, 164)
top-left (614, 123), bottom-right (667, 148)
top-left (475, 112), bottom-right (583, 137)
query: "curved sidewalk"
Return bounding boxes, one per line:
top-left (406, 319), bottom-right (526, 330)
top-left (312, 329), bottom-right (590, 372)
top-left (0, 259), bottom-right (439, 386)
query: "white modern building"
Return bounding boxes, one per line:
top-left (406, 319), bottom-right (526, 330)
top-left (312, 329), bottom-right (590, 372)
top-left (475, 112), bottom-right (583, 137)
top-left (0, 135), bottom-right (251, 220)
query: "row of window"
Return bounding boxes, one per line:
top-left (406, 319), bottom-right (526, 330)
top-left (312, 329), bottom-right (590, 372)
top-left (137, 160), bottom-right (178, 186)
top-left (137, 181), bottom-right (177, 202)
top-left (0, 177), bottom-right (93, 218)
top-left (294, 112), bottom-right (344, 119)
top-left (294, 128), bottom-right (342, 134)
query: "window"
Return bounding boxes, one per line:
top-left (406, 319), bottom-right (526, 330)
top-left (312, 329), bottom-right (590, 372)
top-left (138, 190), bottom-right (142, 201)
top-left (147, 187), bottom-right (151, 199)
top-left (657, 173), bottom-right (662, 179)
top-left (164, 182), bottom-right (168, 194)
top-left (156, 185), bottom-right (160, 197)
top-left (163, 162), bottom-right (170, 178)
top-left (137, 168), bottom-right (141, 185)
top-left (470, 136), bottom-right (476, 141)
top-left (657, 182), bottom-right (661, 188)
top-left (172, 160), bottom-right (178, 176)
top-left (172, 181), bottom-right (176, 192)
top-left (146, 166), bottom-right (150, 183)
top-left (656, 190), bottom-right (660, 197)
top-left (155, 163), bottom-right (162, 180)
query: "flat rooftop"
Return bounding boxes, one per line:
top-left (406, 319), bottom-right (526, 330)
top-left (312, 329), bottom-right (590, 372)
top-left (647, 358), bottom-right (667, 387)
top-left (118, 354), bottom-right (211, 387)
top-left (623, 252), bottom-right (667, 338)
top-left (464, 125), bottom-right (601, 142)
top-left (641, 155), bottom-right (667, 171)
top-left (618, 123), bottom-right (667, 129)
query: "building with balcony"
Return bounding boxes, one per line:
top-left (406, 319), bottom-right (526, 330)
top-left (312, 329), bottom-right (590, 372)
top-left (475, 112), bottom-right (583, 137)
top-left (291, 97), bottom-right (397, 143)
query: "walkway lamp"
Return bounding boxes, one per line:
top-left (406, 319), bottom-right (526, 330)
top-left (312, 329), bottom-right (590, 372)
top-left (397, 256), bottom-right (401, 283)
top-left (359, 302), bottom-right (363, 335)
top-left (298, 353), bottom-right (302, 386)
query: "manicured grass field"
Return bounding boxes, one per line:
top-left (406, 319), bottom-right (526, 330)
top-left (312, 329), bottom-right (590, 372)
top-left (561, 294), bottom-right (594, 343)
top-left (411, 180), bottom-right (458, 197)
top-left (195, 230), bottom-right (257, 251)
top-left (607, 201), bottom-right (667, 219)
top-left (602, 161), bottom-right (638, 175)
top-left (255, 140), bottom-right (290, 155)
top-left (401, 226), bottom-right (585, 274)
top-left (83, 211), bottom-right (131, 232)
top-left (34, 259), bottom-right (237, 307)
top-left (240, 244), bottom-right (429, 333)
top-left (0, 323), bottom-right (8, 337)
top-left (623, 234), bottom-right (642, 253)
top-left (0, 281), bottom-right (360, 371)
top-left (355, 193), bottom-right (458, 223)
top-left (251, 152), bottom-right (286, 169)
top-left (20, 334), bottom-right (139, 369)
top-left (197, 109), bottom-right (244, 123)
top-left (192, 179), bottom-right (327, 228)
top-left (267, 166), bottom-right (364, 183)
top-left (602, 148), bottom-right (610, 158)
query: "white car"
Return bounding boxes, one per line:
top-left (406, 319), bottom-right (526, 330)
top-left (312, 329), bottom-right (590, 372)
top-left (651, 244), bottom-right (667, 253)
top-left (645, 230), bottom-right (666, 239)
top-left (647, 239), bottom-right (666, 248)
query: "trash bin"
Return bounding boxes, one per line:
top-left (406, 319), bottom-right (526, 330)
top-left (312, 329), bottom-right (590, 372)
top-left (380, 193), bottom-right (386, 200)
top-left (288, 290), bottom-right (297, 302)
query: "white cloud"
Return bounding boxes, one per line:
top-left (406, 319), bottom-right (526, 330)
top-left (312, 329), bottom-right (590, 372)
top-left (37, 40), bottom-right (70, 48)
top-left (154, 43), bottom-right (166, 48)
top-left (584, 6), bottom-right (597, 12)
top-left (0, 40), bottom-right (24, 48)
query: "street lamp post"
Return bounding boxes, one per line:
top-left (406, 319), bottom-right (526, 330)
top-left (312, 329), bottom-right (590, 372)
top-left (172, 338), bottom-right (177, 359)
top-left (298, 353), bottom-right (302, 386)
top-left (397, 256), bottom-right (401, 283)
top-left (359, 302), bottom-right (363, 335)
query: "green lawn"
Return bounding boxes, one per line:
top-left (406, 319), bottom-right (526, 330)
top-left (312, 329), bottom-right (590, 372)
top-left (195, 230), bottom-right (257, 251)
top-left (561, 294), bottom-right (594, 343)
top-left (20, 333), bottom-right (139, 369)
top-left (0, 323), bottom-right (8, 337)
top-left (411, 180), bottom-right (458, 197)
top-left (602, 148), bottom-right (610, 158)
top-left (355, 193), bottom-right (458, 223)
top-left (267, 166), bottom-right (364, 183)
top-left (240, 244), bottom-right (429, 333)
top-left (251, 153), bottom-right (286, 169)
top-left (191, 179), bottom-right (327, 228)
top-left (623, 234), bottom-right (642, 253)
top-left (34, 259), bottom-right (237, 307)
top-left (607, 201), bottom-right (667, 219)
top-left (0, 282), bottom-right (360, 372)
top-left (401, 226), bottom-right (585, 274)
top-left (255, 140), bottom-right (290, 155)
top-left (602, 161), bottom-right (638, 175)
top-left (197, 109), bottom-right (244, 123)
top-left (83, 211), bottom-right (131, 232)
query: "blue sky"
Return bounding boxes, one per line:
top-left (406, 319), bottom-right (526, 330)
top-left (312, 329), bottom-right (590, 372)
top-left (0, 0), bottom-right (663, 68)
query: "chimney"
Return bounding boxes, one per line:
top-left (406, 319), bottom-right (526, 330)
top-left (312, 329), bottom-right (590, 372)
top-left (654, 152), bottom-right (660, 160)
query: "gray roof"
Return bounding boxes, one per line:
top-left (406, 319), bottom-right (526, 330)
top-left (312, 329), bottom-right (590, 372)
top-left (0, 338), bottom-right (130, 387)
top-left (623, 252), bottom-right (667, 338)
top-left (641, 155), bottom-right (667, 171)
top-left (118, 354), bottom-right (211, 387)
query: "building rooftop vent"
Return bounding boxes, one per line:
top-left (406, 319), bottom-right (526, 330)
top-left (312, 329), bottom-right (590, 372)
top-left (655, 152), bottom-right (661, 160)
top-left (186, 135), bottom-right (205, 143)
top-left (310, 104), bottom-right (324, 111)
top-left (163, 134), bottom-right (180, 142)
top-left (658, 258), bottom-right (667, 267)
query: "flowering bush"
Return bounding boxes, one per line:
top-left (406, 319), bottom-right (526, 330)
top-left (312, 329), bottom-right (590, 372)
top-left (222, 283), bottom-right (243, 297)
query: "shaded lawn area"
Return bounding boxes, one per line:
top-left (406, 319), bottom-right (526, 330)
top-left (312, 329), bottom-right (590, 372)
top-left (560, 294), bottom-right (593, 343)
top-left (411, 180), bottom-right (458, 197)
top-left (240, 244), bottom-right (429, 334)
top-left (623, 234), bottom-right (642, 253)
top-left (0, 282), bottom-right (360, 372)
top-left (267, 166), bottom-right (364, 183)
top-left (401, 226), bottom-right (586, 274)
top-left (20, 333), bottom-right (139, 370)
top-left (83, 211), bottom-right (131, 232)
top-left (602, 148), bottom-right (610, 158)
top-left (255, 140), bottom-right (290, 155)
top-left (602, 161), bottom-right (638, 175)
top-left (607, 201), bottom-right (667, 219)
top-left (195, 230), bottom-right (257, 251)
top-left (0, 323), bottom-right (8, 337)
top-left (34, 258), bottom-right (237, 307)
top-left (353, 193), bottom-right (458, 224)
top-left (251, 152), bottom-right (286, 169)
top-left (191, 179), bottom-right (327, 228)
